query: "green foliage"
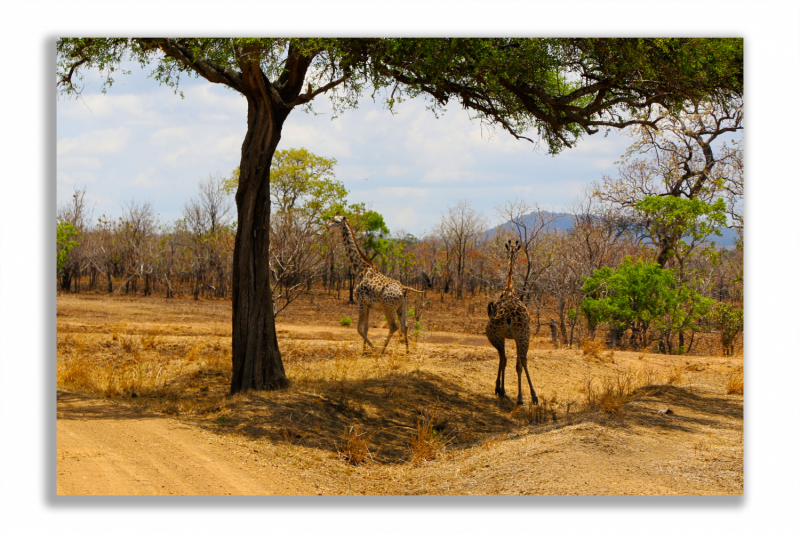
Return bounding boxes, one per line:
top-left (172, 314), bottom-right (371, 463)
top-left (56, 221), bottom-right (80, 274)
top-left (580, 257), bottom-right (713, 350)
top-left (57, 38), bottom-right (743, 156)
top-left (407, 307), bottom-right (415, 318)
top-left (221, 167), bottom-right (239, 196)
top-left (712, 302), bottom-right (743, 356)
top-left (223, 148), bottom-right (347, 217)
top-left (340, 317), bottom-right (353, 327)
top-left (338, 204), bottom-right (391, 261)
top-left (634, 196), bottom-right (728, 266)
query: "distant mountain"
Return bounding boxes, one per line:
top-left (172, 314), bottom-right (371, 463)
top-left (488, 211), bottom-right (739, 249)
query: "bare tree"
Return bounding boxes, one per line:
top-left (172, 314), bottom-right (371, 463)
top-left (118, 200), bottom-right (158, 295)
top-left (595, 96), bottom-right (743, 268)
top-left (437, 200), bottom-right (487, 299)
top-left (494, 199), bottom-right (556, 304)
top-left (183, 174), bottom-right (234, 299)
top-left (57, 187), bottom-right (93, 292)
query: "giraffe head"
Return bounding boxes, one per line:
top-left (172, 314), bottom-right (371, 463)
top-left (325, 214), bottom-right (347, 230)
top-left (325, 214), bottom-right (378, 270)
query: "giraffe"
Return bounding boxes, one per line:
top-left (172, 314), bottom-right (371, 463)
top-left (485, 240), bottom-right (538, 405)
top-left (326, 215), bottom-right (427, 354)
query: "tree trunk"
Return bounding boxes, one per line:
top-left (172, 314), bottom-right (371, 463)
top-left (230, 91), bottom-right (290, 394)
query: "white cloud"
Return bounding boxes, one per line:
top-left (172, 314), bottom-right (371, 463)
top-left (160, 146), bottom-right (191, 167)
top-left (130, 167), bottom-right (159, 188)
top-left (184, 84), bottom-right (247, 116)
top-left (57, 127), bottom-right (130, 156)
top-left (151, 126), bottom-right (189, 143)
top-left (58, 93), bottom-right (145, 118)
top-left (210, 134), bottom-right (242, 160)
top-left (280, 122), bottom-right (352, 157)
top-left (57, 156), bottom-right (102, 170)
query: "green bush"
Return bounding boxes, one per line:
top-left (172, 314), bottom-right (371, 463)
top-left (340, 317), bottom-right (353, 327)
top-left (580, 257), bottom-right (713, 352)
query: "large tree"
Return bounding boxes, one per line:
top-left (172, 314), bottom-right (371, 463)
top-left (57, 38), bottom-right (743, 393)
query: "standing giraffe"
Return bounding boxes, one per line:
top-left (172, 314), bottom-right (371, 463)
top-left (486, 240), bottom-right (538, 405)
top-left (326, 215), bottom-right (427, 354)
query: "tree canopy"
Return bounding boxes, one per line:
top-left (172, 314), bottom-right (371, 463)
top-left (58, 38), bottom-right (743, 154)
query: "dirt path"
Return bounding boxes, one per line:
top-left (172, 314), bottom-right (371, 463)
top-left (57, 391), bottom-right (308, 495)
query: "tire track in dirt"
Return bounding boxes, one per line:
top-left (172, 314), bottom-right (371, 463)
top-left (57, 391), bottom-right (307, 495)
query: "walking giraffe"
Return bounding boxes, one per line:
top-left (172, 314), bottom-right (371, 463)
top-left (486, 240), bottom-right (538, 405)
top-left (326, 215), bottom-right (428, 354)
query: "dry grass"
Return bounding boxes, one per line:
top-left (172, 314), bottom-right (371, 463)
top-left (582, 338), bottom-right (603, 359)
top-left (583, 371), bottom-right (639, 415)
top-left (582, 338), bottom-right (615, 363)
top-left (337, 425), bottom-right (374, 465)
top-left (56, 293), bottom-right (744, 494)
top-left (726, 365), bottom-right (744, 395)
top-left (667, 364), bottom-right (684, 385)
top-left (408, 416), bottom-right (448, 464)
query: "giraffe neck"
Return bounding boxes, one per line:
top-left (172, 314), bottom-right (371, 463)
top-left (504, 252), bottom-right (515, 293)
top-left (341, 221), bottom-right (373, 276)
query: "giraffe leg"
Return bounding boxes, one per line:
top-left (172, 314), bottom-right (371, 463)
top-left (379, 311), bottom-right (398, 355)
top-left (399, 298), bottom-right (409, 354)
top-left (489, 332), bottom-right (506, 398)
top-left (515, 350), bottom-right (524, 405)
top-left (516, 333), bottom-right (537, 405)
top-left (358, 303), bottom-right (374, 353)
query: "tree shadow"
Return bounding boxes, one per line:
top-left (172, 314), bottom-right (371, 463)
top-left (57, 390), bottom-right (163, 421)
top-left (579, 385), bottom-right (743, 435)
top-left (192, 371), bottom-right (527, 464)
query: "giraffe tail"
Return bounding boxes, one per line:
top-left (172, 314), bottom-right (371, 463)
top-left (402, 286), bottom-right (427, 295)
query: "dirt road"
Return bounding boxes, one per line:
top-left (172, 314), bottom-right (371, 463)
top-left (57, 391), bottom-right (308, 495)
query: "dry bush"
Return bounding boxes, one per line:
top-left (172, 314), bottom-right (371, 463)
top-left (141, 328), bottom-right (165, 350)
top-left (119, 334), bottom-right (140, 354)
top-left (408, 417), bottom-right (447, 464)
top-left (582, 338), bottom-right (604, 360)
top-left (633, 366), bottom-right (660, 388)
top-left (511, 395), bottom-right (558, 427)
top-left (584, 372), bottom-right (636, 415)
top-left (666, 364), bottom-right (683, 384)
top-left (583, 339), bottom-right (615, 363)
top-left (337, 425), bottom-right (374, 465)
top-left (726, 365), bottom-right (744, 395)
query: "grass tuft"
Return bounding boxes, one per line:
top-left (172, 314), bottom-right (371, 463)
top-left (726, 365), bottom-right (743, 395)
top-left (337, 425), bottom-right (374, 465)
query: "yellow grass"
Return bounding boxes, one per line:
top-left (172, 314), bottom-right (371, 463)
top-left (726, 365), bottom-right (744, 395)
top-left (56, 293), bottom-right (743, 491)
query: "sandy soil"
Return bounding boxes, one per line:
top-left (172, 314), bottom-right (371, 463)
top-left (57, 391), bottom-right (309, 495)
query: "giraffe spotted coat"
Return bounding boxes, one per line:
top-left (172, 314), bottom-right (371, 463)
top-left (326, 215), bottom-right (425, 354)
top-left (486, 240), bottom-right (538, 405)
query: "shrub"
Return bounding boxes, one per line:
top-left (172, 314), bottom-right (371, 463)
top-left (408, 417), bottom-right (446, 464)
top-left (337, 425), bottom-right (373, 465)
top-left (726, 365), bottom-right (743, 395)
top-left (340, 317), bottom-right (353, 327)
top-left (582, 338), bottom-right (604, 360)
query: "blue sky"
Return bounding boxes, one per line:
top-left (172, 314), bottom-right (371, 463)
top-left (57, 56), bottom-right (648, 236)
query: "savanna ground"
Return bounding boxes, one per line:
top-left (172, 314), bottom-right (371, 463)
top-left (56, 289), bottom-right (743, 495)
